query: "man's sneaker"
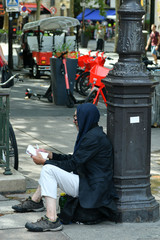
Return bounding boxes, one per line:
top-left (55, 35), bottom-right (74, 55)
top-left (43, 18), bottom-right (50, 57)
top-left (25, 216), bottom-right (63, 232)
top-left (12, 196), bottom-right (45, 213)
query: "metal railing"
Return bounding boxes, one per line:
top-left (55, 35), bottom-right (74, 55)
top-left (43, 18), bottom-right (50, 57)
top-left (0, 91), bottom-right (11, 175)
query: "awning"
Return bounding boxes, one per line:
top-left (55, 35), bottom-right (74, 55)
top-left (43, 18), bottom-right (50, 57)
top-left (106, 10), bottom-right (116, 16)
top-left (76, 8), bottom-right (95, 21)
top-left (20, 3), bottom-right (37, 11)
top-left (23, 16), bottom-right (80, 32)
top-left (41, 4), bottom-right (51, 14)
top-left (0, 4), bottom-right (5, 15)
top-left (76, 8), bottom-right (116, 21)
top-left (0, 3), bottom-right (51, 16)
top-left (19, 3), bottom-right (51, 14)
top-left (85, 9), bottom-right (107, 21)
top-left (106, 9), bottom-right (116, 20)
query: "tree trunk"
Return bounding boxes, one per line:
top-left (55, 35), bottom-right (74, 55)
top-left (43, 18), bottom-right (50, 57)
top-left (70, 0), bottom-right (74, 17)
top-left (36, 0), bottom-right (41, 20)
top-left (70, 0), bottom-right (74, 35)
top-left (3, 12), bottom-right (8, 30)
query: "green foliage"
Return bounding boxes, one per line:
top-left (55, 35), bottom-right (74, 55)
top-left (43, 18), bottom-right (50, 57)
top-left (0, 29), bottom-right (21, 36)
top-left (54, 41), bottom-right (72, 54)
top-left (53, 30), bottom-right (63, 36)
top-left (85, 0), bottom-right (107, 17)
top-left (83, 25), bottom-right (95, 39)
top-left (0, 29), bottom-right (7, 34)
top-left (16, 30), bottom-right (22, 35)
top-left (74, 0), bottom-right (109, 18)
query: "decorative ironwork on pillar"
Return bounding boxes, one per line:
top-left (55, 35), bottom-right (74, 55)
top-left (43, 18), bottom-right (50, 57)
top-left (114, 0), bottom-right (147, 78)
top-left (103, 0), bottom-right (159, 222)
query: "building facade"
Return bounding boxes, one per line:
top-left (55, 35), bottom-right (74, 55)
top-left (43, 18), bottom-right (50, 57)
top-left (155, 0), bottom-right (160, 31)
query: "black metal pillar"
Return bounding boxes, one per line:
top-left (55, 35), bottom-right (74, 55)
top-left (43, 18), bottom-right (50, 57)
top-left (150, 0), bottom-right (155, 28)
top-left (8, 12), bottom-right (13, 69)
top-left (103, 0), bottom-right (159, 222)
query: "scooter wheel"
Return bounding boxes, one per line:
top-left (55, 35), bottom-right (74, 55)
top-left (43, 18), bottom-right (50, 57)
top-left (47, 94), bottom-right (53, 103)
top-left (66, 96), bottom-right (74, 108)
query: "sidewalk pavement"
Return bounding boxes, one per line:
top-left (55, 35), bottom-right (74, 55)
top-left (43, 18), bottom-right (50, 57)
top-left (0, 41), bottom-right (160, 239)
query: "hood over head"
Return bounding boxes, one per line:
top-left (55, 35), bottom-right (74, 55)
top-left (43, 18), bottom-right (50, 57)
top-left (74, 103), bottom-right (100, 153)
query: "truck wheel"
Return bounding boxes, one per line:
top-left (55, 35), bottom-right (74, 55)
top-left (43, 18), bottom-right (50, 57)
top-left (32, 64), bottom-right (40, 78)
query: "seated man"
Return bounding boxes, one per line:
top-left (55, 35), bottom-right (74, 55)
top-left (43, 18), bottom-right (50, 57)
top-left (12, 103), bottom-right (118, 232)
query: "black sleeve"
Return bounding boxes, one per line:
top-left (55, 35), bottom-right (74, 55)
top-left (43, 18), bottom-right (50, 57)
top-left (51, 152), bottom-right (73, 161)
top-left (45, 133), bottom-right (99, 172)
top-left (45, 152), bottom-right (76, 172)
top-left (45, 157), bottom-right (77, 172)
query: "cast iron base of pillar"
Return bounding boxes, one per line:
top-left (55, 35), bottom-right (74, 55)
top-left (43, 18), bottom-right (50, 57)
top-left (103, 78), bottom-right (159, 223)
top-left (117, 198), bottom-right (159, 222)
top-left (102, 0), bottom-right (160, 223)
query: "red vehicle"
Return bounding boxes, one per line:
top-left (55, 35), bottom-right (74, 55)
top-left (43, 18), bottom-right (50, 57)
top-left (22, 17), bottom-right (80, 78)
top-left (85, 65), bottom-right (111, 107)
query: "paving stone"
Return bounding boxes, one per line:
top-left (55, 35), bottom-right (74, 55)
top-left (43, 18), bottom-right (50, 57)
top-left (0, 200), bottom-right (20, 214)
top-left (0, 195), bottom-right (8, 201)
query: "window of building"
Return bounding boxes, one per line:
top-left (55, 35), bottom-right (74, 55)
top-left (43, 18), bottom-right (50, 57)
top-left (51, 0), bottom-right (55, 5)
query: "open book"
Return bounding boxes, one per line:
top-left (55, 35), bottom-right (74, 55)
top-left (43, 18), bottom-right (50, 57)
top-left (26, 145), bottom-right (48, 160)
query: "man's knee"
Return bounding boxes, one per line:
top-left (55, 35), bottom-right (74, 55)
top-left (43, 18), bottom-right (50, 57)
top-left (41, 164), bottom-right (54, 175)
top-left (41, 164), bottom-right (57, 176)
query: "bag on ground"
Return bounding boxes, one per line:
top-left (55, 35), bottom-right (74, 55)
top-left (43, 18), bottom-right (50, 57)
top-left (58, 195), bottom-right (109, 225)
top-left (1, 65), bottom-right (14, 88)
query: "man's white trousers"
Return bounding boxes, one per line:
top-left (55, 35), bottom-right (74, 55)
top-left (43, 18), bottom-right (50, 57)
top-left (39, 164), bottom-right (79, 199)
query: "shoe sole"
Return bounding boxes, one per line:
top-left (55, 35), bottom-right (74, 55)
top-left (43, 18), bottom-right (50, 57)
top-left (43, 225), bottom-right (63, 232)
top-left (32, 207), bottom-right (45, 212)
top-left (26, 224), bottom-right (63, 232)
top-left (12, 206), bottom-right (45, 213)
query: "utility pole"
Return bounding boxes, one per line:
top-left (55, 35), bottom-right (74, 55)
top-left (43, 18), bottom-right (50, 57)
top-left (4, 0), bottom-right (20, 69)
top-left (8, 12), bottom-right (13, 69)
top-left (150, 0), bottom-right (155, 28)
top-left (81, 0), bottom-right (85, 33)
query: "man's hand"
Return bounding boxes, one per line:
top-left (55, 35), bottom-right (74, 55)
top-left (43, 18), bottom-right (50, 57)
top-left (48, 151), bottom-right (53, 159)
top-left (37, 148), bottom-right (52, 159)
top-left (32, 151), bottom-right (46, 165)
